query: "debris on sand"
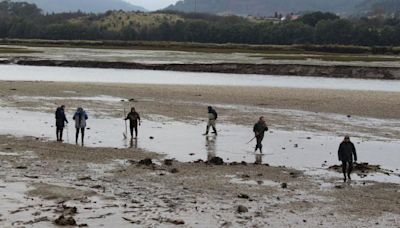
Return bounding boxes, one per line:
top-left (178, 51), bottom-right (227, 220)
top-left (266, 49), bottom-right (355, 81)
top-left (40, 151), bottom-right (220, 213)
top-left (207, 157), bottom-right (224, 165)
top-left (55, 205), bottom-right (77, 215)
top-left (166, 218), bottom-right (185, 225)
top-left (281, 183), bottom-right (288, 189)
top-left (23, 216), bottom-right (49, 225)
top-left (54, 215), bottom-right (76, 226)
top-left (328, 163), bottom-right (394, 176)
top-left (237, 193), bottom-right (249, 199)
top-left (138, 158), bottom-right (153, 166)
top-left (77, 176), bottom-right (92, 181)
top-left (15, 166), bottom-right (27, 169)
top-left (24, 174), bottom-right (39, 179)
top-left (289, 171), bottom-right (301, 178)
top-left (236, 205), bottom-right (248, 213)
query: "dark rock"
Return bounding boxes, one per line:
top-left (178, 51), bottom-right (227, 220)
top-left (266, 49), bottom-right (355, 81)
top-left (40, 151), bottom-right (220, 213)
top-left (170, 168), bottom-right (179, 174)
top-left (208, 157), bottom-right (224, 165)
top-left (166, 218), bottom-right (185, 225)
top-left (78, 176), bottom-right (92, 181)
top-left (347, 115), bottom-right (351, 118)
top-left (164, 159), bottom-right (173, 166)
top-left (193, 159), bottom-right (204, 163)
top-left (15, 166), bottom-right (27, 169)
top-left (63, 206), bottom-right (77, 215)
top-left (189, 153), bottom-right (195, 156)
top-left (91, 185), bottom-right (103, 189)
top-left (54, 215), bottom-right (76, 226)
top-left (237, 205), bottom-right (248, 213)
top-left (240, 161), bottom-right (247, 165)
top-left (138, 158), bottom-right (153, 166)
top-left (241, 174), bottom-right (250, 179)
top-left (281, 183), bottom-right (288, 189)
top-left (78, 224), bottom-right (88, 227)
top-left (306, 137), bottom-right (311, 140)
top-left (24, 174), bottom-right (39, 179)
top-left (237, 194), bottom-right (249, 199)
top-left (128, 98), bottom-right (136, 102)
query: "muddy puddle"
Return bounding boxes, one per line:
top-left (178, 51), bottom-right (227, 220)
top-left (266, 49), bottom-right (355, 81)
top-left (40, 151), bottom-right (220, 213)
top-left (1, 65), bottom-right (400, 91)
top-left (0, 105), bottom-right (399, 183)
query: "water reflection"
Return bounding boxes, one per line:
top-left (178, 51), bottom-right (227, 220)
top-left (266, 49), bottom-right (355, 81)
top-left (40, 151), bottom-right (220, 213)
top-left (206, 136), bottom-right (217, 161)
top-left (130, 138), bottom-right (138, 149)
top-left (255, 153), bottom-right (263, 165)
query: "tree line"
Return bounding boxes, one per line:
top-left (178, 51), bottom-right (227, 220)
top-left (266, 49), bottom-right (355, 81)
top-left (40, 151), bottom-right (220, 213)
top-left (1, 1), bottom-right (400, 47)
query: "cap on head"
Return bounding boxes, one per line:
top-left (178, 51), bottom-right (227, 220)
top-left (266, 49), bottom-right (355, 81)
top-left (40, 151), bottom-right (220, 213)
top-left (131, 107), bottom-right (135, 111)
top-left (61, 105), bottom-right (65, 108)
top-left (208, 106), bottom-right (212, 110)
top-left (259, 116), bottom-right (265, 121)
top-left (344, 135), bottom-right (350, 140)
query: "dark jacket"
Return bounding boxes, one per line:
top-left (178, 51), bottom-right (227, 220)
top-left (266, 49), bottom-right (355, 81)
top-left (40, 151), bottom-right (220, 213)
top-left (55, 107), bottom-right (68, 128)
top-left (125, 111), bottom-right (141, 124)
top-left (338, 141), bottom-right (357, 162)
top-left (208, 108), bottom-right (218, 120)
top-left (253, 120), bottom-right (268, 137)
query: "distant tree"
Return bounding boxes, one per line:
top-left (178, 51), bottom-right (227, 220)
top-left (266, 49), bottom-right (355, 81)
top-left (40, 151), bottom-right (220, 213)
top-left (299, 12), bottom-right (339, 27)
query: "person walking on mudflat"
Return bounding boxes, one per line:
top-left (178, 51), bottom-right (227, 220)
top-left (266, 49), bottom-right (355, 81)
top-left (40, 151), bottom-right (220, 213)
top-left (203, 106), bottom-right (218, 136)
top-left (125, 107), bottom-right (141, 138)
top-left (338, 135), bottom-right (357, 182)
top-left (55, 105), bottom-right (68, 142)
top-left (73, 107), bottom-right (88, 146)
top-left (253, 116), bottom-right (269, 153)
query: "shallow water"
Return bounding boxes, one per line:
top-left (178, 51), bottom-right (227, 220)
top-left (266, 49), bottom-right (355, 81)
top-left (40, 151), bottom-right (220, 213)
top-left (1, 65), bottom-right (400, 92)
top-left (0, 106), bottom-right (399, 183)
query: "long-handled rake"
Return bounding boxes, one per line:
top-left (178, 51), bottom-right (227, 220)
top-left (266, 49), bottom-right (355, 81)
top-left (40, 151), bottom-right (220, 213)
top-left (123, 108), bottom-right (128, 139)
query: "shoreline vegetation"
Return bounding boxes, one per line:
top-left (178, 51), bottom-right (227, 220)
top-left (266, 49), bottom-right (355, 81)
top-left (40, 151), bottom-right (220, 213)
top-left (2, 39), bottom-right (400, 55)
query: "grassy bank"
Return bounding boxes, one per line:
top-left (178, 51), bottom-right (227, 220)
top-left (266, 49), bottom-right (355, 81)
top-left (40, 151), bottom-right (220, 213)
top-left (2, 38), bottom-right (400, 56)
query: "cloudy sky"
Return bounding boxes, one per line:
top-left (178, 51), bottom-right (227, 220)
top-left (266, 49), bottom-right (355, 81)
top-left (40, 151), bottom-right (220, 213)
top-left (125, 0), bottom-right (180, 11)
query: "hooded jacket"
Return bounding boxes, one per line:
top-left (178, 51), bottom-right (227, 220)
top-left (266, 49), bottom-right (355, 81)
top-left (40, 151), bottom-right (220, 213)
top-left (208, 108), bottom-right (218, 120)
top-left (55, 107), bottom-right (68, 128)
top-left (73, 108), bottom-right (88, 129)
top-left (338, 141), bottom-right (357, 162)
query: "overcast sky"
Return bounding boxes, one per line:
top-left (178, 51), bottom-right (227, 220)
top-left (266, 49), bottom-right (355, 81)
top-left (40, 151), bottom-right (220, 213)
top-left (125, 0), bottom-right (180, 11)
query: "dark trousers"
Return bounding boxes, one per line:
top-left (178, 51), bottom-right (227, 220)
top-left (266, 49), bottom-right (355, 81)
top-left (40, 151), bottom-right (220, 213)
top-left (130, 122), bottom-right (138, 137)
top-left (75, 128), bottom-right (85, 145)
top-left (342, 161), bottom-right (353, 177)
top-left (56, 127), bottom-right (64, 141)
top-left (255, 134), bottom-right (264, 152)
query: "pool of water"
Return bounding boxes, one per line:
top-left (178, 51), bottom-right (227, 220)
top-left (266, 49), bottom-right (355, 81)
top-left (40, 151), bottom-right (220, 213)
top-left (1, 65), bottom-right (400, 92)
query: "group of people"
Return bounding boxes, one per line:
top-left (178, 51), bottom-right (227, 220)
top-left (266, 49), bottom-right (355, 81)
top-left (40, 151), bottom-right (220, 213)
top-left (55, 105), bottom-right (88, 145)
top-left (55, 105), bottom-right (358, 182)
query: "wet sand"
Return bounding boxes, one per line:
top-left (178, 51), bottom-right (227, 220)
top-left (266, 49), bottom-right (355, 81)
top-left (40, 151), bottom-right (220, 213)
top-left (2, 80), bottom-right (400, 119)
top-left (1, 135), bottom-right (399, 227)
top-left (0, 80), bottom-right (400, 226)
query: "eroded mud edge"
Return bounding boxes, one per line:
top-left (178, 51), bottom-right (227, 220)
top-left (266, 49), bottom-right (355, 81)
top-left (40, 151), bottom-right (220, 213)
top-left (1, 58), bottom-right (399, 80)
